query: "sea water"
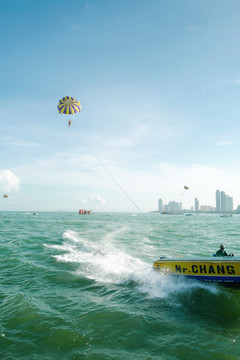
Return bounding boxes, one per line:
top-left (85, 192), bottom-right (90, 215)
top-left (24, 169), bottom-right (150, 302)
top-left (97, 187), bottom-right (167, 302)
top-left (1, 211), bottom-right (240, 360)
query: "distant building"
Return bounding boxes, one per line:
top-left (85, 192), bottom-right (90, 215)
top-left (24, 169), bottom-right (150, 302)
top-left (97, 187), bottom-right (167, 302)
top-left (195, 198), bottom-right (199, 212)
top-left (163, 204), bottom-right (169, 213)
top-left (158, 198), bottom-right (163, 213)
top-left (200, 205), bottom-right (213, 212)
top-left (216, 190), bottom-right (233, 213)
top-left (216, 190), bottom-right (221, 212)
top-left (220, 191), bottom-right (225, 212)
top-left (168, 201), bottom-right (182, 213)
top-left (225, 195), bottom-right (233, 212)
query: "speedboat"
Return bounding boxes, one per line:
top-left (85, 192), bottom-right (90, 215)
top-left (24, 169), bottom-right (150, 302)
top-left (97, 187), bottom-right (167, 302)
top-left (153, 257), bottom-right (240, 283)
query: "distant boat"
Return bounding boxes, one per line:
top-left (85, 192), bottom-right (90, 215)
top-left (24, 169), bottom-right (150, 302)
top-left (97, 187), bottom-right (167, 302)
top-left (185, 213), bottom-right (193, 216)
top-left (79, 209), bottom-right (92, 215)
top-left (161, 212), bottom-right (180, 215)
top-left (220, 214), bottom-right (232, 218)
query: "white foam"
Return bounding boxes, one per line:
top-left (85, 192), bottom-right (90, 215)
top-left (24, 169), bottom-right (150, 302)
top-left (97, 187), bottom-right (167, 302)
top-left (44, 243), bottom-right (76, 251)
top-left (136, 268), bottom-right (218, 299)
top-left (49, 228), bottom-right (218, 299)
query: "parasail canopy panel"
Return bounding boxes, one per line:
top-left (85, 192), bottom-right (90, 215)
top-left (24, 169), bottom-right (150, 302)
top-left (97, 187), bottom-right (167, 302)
top-left (57, 96), bottom-right (82, 115)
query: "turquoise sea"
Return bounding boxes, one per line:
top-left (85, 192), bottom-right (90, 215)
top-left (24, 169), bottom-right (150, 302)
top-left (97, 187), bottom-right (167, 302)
top-left (1, 211), bottom-right (240, 360)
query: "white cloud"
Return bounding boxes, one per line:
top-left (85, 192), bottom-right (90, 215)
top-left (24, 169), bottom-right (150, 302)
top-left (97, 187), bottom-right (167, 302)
top-left (77, 197), bottom-right (88, 204)
top-left (0, 170), bottom-right (20, 193)
top-left (90, 194), bottom-right (107, 204)
top-left (6, 140), bottom-right (39, 148)
top-left (77, 194), bottom-right (107, 206)
top-left (231, 79), bottom-right (240, 83)
top-left (216, 141), bottom-right (236, 146)
top-left (216, 78), bottom-right (240, 84)
top-left (186, 25), bottom-right (195, 31)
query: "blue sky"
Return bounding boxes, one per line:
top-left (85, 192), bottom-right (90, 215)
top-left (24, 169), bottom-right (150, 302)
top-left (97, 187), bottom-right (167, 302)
top-left (1, 0), bottom-right (240, 212)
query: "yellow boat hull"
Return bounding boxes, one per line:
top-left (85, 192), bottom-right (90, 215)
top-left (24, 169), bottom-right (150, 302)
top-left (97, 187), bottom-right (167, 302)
top-left (153, 258), bottom-right (240, 283)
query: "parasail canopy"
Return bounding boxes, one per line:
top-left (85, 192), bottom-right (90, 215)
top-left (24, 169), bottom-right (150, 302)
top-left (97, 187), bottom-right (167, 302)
top-left (184, 186), bottom-right (189, 190)
top-left (3, 194), bottom-right (8, 198)
top-left (57, 96), bottom-right (82, 115)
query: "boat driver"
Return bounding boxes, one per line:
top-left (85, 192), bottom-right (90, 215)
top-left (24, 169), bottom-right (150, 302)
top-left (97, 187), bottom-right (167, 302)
top-left (215, 245), bottom-right (234, 257)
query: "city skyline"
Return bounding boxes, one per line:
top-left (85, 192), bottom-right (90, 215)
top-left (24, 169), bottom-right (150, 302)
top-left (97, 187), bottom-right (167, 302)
top-left (158, 189), bottom-right (235, 213)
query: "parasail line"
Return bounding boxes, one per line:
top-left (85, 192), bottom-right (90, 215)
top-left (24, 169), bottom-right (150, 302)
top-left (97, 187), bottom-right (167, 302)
top-left (84, 141), bottom-right (143, 215)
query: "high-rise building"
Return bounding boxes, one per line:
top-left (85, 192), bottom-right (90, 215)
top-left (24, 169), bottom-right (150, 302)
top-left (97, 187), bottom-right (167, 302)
top-left (220, 191), bottom-right (225, 212)
top-left (158, 198), bottom-right (163, 213)
top-left (216, 190), bottom-right (221, 212)
top-left (216, 190), bottom-right (233, 213)
top-left (168, 201), bottom-right (182, 213)
top-left (225, 195), bottom-right (233, 212)
top-left (195, 198), bottom-right (199, 212)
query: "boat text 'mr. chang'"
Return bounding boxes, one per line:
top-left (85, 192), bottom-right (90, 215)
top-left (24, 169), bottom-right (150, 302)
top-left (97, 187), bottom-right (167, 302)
top-left (153, 257), bottom-right (240, 284)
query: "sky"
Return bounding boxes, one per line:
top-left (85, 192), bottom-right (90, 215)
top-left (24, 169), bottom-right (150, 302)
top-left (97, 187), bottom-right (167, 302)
top-left (1, 0), bottom-right (240, 212)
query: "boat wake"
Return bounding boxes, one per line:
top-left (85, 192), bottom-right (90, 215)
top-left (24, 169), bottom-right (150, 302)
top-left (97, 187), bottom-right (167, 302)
top-left (45, 229), bottom-right (219, 299)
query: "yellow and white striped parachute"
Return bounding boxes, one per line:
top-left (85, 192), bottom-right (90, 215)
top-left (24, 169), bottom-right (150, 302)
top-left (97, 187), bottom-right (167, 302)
top-left (57, 96), bottom-right (82, 115)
